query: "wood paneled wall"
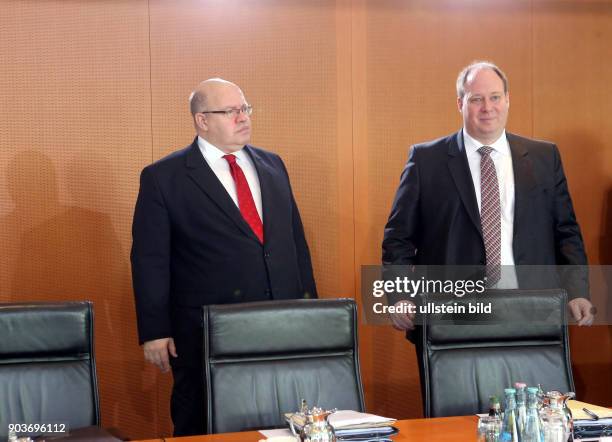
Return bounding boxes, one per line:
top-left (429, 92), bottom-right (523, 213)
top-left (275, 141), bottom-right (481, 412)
top-left (1, 0), bottom-right (610, 438)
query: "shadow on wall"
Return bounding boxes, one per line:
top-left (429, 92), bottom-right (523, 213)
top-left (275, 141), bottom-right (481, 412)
top-left (1, 150), bottom-right (159, 438)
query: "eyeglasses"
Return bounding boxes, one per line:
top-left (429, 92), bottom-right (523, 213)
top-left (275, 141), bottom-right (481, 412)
top-left (200, 104), bottom-right (253, 118)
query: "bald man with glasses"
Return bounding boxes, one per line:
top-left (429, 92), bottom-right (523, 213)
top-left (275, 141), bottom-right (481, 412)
top-left (131, 78), bottom-right (317, 436)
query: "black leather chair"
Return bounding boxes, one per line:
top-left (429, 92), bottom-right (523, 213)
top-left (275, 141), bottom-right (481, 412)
top-left (0, 301), bottom-right (100, 439)
top-left (203, 298), bottom-right (365, 434)
top-left (421, 289), bottom-right (574, 417)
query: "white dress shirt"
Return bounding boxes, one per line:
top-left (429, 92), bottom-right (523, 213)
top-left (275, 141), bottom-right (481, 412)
top-left (463, 129), bottom-right (517, 288)
top-left (197, 137), bottom-right (263, 220)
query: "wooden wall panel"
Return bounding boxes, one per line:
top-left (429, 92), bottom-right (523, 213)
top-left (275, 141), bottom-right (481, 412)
top-left (0, 0), bottom-right (152, 438)
top-left (532, 1), bottom-right (612, 265)
top-left (0, 1), bottom-right (610, 439)
top-left (532, 0), bottom-right (612, 407)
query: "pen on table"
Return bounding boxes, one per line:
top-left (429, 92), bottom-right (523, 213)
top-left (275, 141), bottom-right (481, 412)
top-left (582, 407), bottom-right (599, 420)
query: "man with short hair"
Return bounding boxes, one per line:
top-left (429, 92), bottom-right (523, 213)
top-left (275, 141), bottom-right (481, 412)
top-left (131, 78), bottom-right (317, 436)
top-left (382, 61), bottom-right (594, 333)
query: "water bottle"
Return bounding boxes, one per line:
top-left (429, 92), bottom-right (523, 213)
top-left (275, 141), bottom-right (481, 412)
top-left (515, 382), bottom-right (527, 437)
top-left (501, 388), bottom-right (519, 442)
top-left (523, 387), bottom-right (543, 442)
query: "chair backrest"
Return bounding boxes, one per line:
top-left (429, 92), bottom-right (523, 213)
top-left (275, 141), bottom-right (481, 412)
top-left (0, 301), bottom-right (100, 439)
top-left (422, 289), bottom-right (574, 417)
top-left (203, 298), bottom-right (365, 434)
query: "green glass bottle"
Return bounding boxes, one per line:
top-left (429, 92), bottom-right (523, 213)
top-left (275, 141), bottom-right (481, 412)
top-left (489, 395), bottom-right (503, 420)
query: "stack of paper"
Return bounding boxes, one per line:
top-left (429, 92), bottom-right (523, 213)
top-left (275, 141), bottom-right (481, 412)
top-left (568, 400), bottom-right (612, 439)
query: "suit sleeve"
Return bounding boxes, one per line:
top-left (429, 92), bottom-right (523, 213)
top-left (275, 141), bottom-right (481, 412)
top-left (278, 159), bottom-right (318, 299)
top-left (130, 166), bottom-right (173, 344)
top-left (382, 146), bottom-right (421, 306)
top-left (551, 145), bottom-right (589, 299)
top-left (291, 192), bottom-right (318, 299)
top-left (383, 146), bottom-right (421, 265)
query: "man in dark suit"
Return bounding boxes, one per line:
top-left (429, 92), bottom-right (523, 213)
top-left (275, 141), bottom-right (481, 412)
top-left (131, 78), bottom-right (317, 436)
top-left (382, 61), bottom-right (594, 333)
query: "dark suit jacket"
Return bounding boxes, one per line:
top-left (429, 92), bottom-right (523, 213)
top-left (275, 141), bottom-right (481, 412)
top-left (131, 139), bottom-right (317, 356)
top-left (382, 130), bottom-right (587, 301)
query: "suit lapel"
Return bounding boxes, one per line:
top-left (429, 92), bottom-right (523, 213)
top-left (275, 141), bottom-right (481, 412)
top-left (508, 133), bottom-right (537, 194)
top-left (184, 140), bottom-right (259, 241)
top-left (447, 131), bottom-right (482, 235)
top-left (508, 133), bottom-right (537, 253)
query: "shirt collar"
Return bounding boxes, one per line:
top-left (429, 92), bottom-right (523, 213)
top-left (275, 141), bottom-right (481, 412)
top-left (197, 136), bottom-right (247, 162)
top-left (463, 128), bottom-right (510, 157)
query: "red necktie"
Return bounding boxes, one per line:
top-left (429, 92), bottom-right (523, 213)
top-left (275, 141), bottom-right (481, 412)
top-left (478, 146), bottom-right (501, 286)
top-left (223, 154), bottom-right (264, 243)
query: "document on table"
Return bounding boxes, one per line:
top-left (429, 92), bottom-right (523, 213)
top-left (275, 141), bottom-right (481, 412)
top-left (258, 428), bottom-right (296, 441)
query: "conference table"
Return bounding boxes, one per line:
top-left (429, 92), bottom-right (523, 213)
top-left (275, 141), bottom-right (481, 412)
top-left (134, 415), bottom-right (477, 441)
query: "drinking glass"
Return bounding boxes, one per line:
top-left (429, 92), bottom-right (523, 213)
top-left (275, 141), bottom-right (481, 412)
top-left (477, 416), bottom-right (502, 442)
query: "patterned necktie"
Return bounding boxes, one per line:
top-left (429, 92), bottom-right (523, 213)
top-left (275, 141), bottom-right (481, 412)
top-left (478, 146), bottom-right (501, 286)
top-left (223, 154), bottom-right (264, 243)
